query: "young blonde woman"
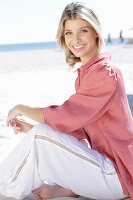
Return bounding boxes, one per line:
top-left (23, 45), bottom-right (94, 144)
top-left (0, 2), bottom-right (132, 200)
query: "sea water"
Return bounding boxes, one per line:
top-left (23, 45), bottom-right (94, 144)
top-left (0, 37), bottom-right (130, 52)
top-left (0, 41), bottom-right (58, 52)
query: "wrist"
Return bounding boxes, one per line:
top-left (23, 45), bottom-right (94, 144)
top-left (15, 104), bottom-right (24, 115)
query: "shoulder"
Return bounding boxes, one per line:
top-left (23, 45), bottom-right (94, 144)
top-left (89, 60), bottom-right (118, 82)
top-left (79, 61), bottom-right (118, 93)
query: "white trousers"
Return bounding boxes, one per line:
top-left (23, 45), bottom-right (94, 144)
top-left (0, 124), bottom-right (126, 200)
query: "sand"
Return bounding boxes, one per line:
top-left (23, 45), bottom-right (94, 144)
top-left (0, 44), bottom-right (132, 200)
top-left (0, 194), bottom-right (90, 200)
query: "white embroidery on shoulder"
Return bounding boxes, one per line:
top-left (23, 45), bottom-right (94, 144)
top-left (105, 63), bottom-right (117, 80)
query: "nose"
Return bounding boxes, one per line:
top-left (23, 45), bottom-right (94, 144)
top-left (73, 33), bottom-right (81, 43)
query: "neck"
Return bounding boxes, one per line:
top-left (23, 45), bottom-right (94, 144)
top-left (81, 49), bottom-right (100, 65)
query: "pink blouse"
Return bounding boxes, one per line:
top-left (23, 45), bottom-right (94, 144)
top-left (43, 53), bottom-right (133, 198)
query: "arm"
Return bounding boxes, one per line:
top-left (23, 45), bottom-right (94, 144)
top-left (43, 65), bottom-right (117, 133)
top-left (6, 104), bottom-right (45, 126)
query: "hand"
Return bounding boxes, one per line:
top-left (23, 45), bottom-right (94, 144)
top-left (6, 105), bottom-right (22, 127)
top-left (11, 118), bottom-right (34, 134)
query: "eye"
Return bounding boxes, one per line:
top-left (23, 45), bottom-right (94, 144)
top-left (81, 29), bottom-right (88, 33)
top-left (64, 31), bottom-right (72, 36)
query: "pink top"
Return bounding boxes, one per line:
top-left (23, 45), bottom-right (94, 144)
top-left (43, 53), bottom-right (133, 198)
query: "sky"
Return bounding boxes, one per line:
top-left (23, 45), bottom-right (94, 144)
top-left (0, 0), bottom-right (133, 44)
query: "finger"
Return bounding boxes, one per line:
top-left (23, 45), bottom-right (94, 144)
top-left (6, 110), bottom-right (12, 126)
top-left (6, 119), bottom-right (10, 127)
top-left (8, 119), bottom-right (18, 127)
top-left (6, 110), bottom-right (22, 127)
top-left (32, 193), bottom-right (41, 200)
top-left (32, 187), bottom-right (41, 194)
top-left (32, 191), bottom-right (42, 200)
top-left (8, 121), bottom-right (14, 127)
top-left (14, 127), bottom-right (21, 134)
top-left (6, 118), bottom-right (14, 127)
top-left (11, 119), bottom-right (18, 127)
top-left (7, 120), bottom-right (14, 127)
top-left (13, 118), bottom-right (19, 123)
top-left (13, 119), bottom-right (21, 127)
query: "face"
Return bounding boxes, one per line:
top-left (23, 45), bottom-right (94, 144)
top-left (64, 18), bottom-right (98, 64)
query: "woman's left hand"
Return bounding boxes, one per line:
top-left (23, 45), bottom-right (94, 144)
top-left (11, 118), bottom-right (34, 134)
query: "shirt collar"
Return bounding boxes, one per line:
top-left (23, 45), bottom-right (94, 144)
top-left (80, 52), bottom-right (111, 71)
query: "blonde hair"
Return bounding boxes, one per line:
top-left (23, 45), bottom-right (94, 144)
top-left (56, 1), bottom-right (104, 67)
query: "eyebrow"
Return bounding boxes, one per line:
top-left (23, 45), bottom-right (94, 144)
top-left (64, 26), bottom-right (90, 32)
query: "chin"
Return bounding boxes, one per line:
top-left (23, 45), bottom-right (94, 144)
top-left (74, 52), bottom-right (84, 58)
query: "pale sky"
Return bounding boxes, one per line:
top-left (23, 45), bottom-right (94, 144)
top-left (0, 0), bottom-right (132, 44)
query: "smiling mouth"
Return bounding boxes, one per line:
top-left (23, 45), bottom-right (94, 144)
top-left (72, 44), bottom-right (85, 50)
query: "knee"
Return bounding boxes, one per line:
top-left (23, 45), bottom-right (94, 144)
top-left (34, 123), bottom-right (56, 137)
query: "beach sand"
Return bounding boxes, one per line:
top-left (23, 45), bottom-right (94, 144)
top-left (0, 194), bottom-right (91, 200)
top-left (0, 44), bottom-right (132, 200)
top-left (0, 193), bottom-right (131, 200)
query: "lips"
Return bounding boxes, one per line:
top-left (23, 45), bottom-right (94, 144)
top-left (72, 44), bottom-right (85, 50)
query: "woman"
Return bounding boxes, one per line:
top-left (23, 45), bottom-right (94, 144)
top-left (0, 2), bottom-right (133, 200)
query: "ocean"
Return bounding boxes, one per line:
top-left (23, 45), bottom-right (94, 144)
top-left (0, 37), bottom-right (130, 52)
top-left (0, 41), bottom-right (58, 52)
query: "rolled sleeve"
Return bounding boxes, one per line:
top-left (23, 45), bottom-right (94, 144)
top-left (43, 65), bottom-right (117, 133)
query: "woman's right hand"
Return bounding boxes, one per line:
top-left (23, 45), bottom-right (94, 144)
top-left (11, 118), bottom-right (34, 134)
top-left (6, 104), bottom-right (44, 126)
top-left (6, 105), bottom-right (22, 127)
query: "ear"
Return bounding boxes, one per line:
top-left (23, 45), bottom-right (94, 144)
top-left (94, 31), bottom-right (98, 38)
top-left (92, 28), bottom-right (98, 38)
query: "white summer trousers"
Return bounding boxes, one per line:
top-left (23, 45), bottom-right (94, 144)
top-left (0, 123), bottom-right (127, 200)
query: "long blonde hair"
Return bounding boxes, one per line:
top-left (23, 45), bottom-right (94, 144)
top-left (56, 2), bottom-right (104, 67)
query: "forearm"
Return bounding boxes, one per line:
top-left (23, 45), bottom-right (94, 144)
top-left (17, 104), bottom-right (45, 123)
top-left (7, 104), bottom-right (45, 126)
